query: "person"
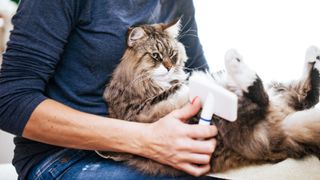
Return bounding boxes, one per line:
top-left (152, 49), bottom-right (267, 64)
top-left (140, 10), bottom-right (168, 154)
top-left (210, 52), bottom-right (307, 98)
top-left (0, 0), bottom-right (218, 179)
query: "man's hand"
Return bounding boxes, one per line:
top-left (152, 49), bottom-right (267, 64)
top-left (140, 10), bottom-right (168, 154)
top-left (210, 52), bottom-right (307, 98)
top-left (141, 97), bottom-right (218, 177)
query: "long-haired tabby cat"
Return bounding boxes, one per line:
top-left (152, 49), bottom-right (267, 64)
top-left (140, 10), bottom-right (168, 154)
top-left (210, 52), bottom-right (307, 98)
top-left (97, 20), bottom-right (320, 176)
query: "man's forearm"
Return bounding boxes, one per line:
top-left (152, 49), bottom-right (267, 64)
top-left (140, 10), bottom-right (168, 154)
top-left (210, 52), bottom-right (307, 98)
top-left (23, 98), bottom-right (218, 176)
top-left (23, 99), bottom-right (146, 155)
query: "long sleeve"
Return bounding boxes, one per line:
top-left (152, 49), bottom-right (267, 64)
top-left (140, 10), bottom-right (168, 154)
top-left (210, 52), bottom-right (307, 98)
top-left (0, 0), bottom-right (86, 135)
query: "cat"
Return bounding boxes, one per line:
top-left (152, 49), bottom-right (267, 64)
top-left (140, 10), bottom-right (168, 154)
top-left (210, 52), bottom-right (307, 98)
top-left (97, 20), bottom-right (320, 176)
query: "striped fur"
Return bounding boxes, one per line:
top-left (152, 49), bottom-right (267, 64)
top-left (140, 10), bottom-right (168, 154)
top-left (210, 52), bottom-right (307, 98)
top-left (97, 21), bottom-right (189, 176)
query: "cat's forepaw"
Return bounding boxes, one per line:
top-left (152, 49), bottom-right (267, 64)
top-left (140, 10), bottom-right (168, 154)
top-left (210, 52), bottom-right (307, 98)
top-left (300, 46), bottom-right (320, 81)
top-left (224, 49), bottom-right (257, 92)
top-left (305, 46), bottom-right (320, 71)
top-left (224, 49), bottom-right (243, 72)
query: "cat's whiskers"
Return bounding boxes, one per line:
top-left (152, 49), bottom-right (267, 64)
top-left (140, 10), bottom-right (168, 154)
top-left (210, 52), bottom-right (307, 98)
top-left (182, 64), bottom-right (209, 71)
top-left (177, 17), bottom-right (199, 41)
top-left (177, 30), bottom-right (198, 41)
top-left (179, 16), bottom-right (193, 34)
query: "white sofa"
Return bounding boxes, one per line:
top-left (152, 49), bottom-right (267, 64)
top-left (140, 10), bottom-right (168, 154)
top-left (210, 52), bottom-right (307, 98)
top-left (0, 164), bottom-right (18, 180)
top-left (208, 156), bottom-right (320, 180)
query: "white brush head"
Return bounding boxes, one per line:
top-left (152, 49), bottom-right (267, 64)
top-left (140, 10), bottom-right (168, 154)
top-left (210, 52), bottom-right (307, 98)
top-left (189, 72), bottom-right (238, 122)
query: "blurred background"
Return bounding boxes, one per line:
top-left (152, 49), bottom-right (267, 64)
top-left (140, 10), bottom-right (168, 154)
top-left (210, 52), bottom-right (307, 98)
top-left (0, 0), bottom-right (17, 165)
top-left (194, 0), bottom-right (320, 83)
top-left (1, 0), bottom-right (320, 165)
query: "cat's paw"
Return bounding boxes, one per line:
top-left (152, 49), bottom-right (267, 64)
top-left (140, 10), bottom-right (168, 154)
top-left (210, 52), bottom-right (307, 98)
top-left (224, 49), bottom-right (243, 74)
top-left (224, 49), bottom-right (257, 92)
top-left (305, 46), bottom-right (320, 70)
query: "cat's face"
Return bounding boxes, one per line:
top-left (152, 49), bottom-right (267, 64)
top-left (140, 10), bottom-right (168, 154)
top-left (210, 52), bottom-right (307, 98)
top-left (123, 20), bottom-right (188, 88)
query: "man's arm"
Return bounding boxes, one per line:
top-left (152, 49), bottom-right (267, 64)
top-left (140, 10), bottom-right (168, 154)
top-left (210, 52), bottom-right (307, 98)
top-left (0, 0), bottom-right (83, 135)
top-left (24, 98), bottom-right (218, 177)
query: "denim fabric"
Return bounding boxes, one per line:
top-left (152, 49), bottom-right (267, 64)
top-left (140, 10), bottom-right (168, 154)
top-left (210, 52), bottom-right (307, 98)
top-left (27, 149), bottom-right (218, 180)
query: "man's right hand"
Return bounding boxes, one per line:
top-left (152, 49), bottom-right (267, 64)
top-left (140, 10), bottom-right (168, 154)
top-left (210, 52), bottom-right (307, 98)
top-left (141, 97), bottom-right (218, 177)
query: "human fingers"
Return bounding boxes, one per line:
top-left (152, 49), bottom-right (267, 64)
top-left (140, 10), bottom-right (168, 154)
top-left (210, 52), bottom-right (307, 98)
top-left (178, 163), bottom-right (211, 177)
top-left (178, 152), bottom-right (212, 165)
top-left (182, 138), bottom-right (217, 154)
top-left (186, 124), bottom-right (218, 139)
top-left (171, 96), bottom-right (201, 121)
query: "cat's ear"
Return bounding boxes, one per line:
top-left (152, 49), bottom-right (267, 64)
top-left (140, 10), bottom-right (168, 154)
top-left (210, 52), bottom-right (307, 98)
top-left (127, 27), bottom-right (146, 47)
top-left (163, 19), bottom-right (181, 39)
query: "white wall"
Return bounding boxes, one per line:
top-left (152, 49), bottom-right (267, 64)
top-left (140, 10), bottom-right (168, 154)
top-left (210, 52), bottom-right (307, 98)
top-left (194, 0), bottom-right (320, 83)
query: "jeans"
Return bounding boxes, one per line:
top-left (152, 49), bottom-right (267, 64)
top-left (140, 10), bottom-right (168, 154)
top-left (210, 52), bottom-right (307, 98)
top-left (27, 149), bottom-right (219, 180)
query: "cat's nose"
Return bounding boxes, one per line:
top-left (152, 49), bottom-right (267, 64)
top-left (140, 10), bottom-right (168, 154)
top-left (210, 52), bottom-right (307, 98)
top-left (163, 62), bottom-right (173, 71)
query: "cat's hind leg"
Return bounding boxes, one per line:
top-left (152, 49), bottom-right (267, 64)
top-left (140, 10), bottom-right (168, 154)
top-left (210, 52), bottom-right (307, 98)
top-left (224, 49), bottom-right (269, 107)
top-left (280, 48), bottom-right (320, 158)
top-left (297, 46), bottom-right (320, 109)
top-left (282, 108), bottom-right (320, 159)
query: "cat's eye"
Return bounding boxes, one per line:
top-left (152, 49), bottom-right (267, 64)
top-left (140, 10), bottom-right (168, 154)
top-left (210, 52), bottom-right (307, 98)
top-left (171, 54), bottom-right (178, 64)
top-left (151, 52), bottom-right (162, 61)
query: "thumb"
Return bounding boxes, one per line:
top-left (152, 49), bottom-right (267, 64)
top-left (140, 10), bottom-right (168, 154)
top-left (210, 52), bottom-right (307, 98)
top-left (172, 96), bottom-right (202, 121)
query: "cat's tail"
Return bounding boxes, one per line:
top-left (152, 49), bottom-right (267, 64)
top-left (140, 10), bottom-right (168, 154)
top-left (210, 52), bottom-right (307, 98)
top-left (281, 108), bottom-right (320, 159)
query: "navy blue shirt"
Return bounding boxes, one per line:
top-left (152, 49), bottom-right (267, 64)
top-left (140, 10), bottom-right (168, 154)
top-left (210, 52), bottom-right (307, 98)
top-left (0, 0), bottom-right (208, 178)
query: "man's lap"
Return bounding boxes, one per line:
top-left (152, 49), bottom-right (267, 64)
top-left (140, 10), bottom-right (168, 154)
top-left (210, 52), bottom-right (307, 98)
top-left (27, 149), bottom-right (215, 180)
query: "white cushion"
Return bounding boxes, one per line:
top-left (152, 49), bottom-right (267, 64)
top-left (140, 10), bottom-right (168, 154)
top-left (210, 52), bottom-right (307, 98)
top-left (207, 156), bottom-right (320, 180)
top-left (0, 164), bottom-right (18, 180)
